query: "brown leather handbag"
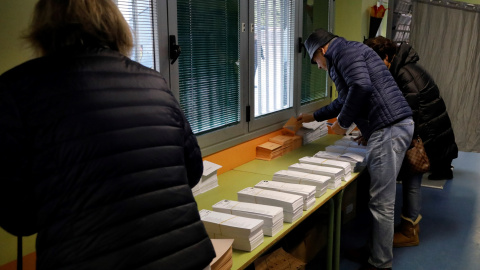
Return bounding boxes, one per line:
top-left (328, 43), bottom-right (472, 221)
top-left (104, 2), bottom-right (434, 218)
top-left (404, 135), bottom-right (430, 174)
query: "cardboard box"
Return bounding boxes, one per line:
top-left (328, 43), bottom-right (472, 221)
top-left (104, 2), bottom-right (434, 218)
top-left (254, 247), bottom-right (306, 270)
top-left (282, 209), bottom-right (328, 263)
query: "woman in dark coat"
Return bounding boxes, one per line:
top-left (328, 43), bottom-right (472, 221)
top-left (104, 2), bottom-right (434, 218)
top-left (365, 36), bottom-right (458, 247)
top-left (0, 0), bottom-right (215, 269)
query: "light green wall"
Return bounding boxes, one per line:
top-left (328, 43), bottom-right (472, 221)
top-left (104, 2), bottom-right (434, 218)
top-left (0, 1), bottom-right (38, 266)
top-left (0, 0), bottom-right (37, 75)
top-left (334, 0), bottom-right (363, 41)
top-left (335, 0), bottom-right (386, 42)
top-left (334, 0), bottom-right (480, 42)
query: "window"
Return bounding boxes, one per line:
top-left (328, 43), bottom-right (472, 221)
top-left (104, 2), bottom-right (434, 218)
top-left (116, 0), bottom-right (158, 70)
top-left (116, 0), bottom-right (333, 155)
top-left (300, 0), bottom-right (330, 106)
top-left (254, 0), bottom-right (295, 117)
top-left (177, 0), bottom-right (241, 135)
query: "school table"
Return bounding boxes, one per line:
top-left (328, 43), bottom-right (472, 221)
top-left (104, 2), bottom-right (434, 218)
top-left (195, 134), bottom-right (363, 270)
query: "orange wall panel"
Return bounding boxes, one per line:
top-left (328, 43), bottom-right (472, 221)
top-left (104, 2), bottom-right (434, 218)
top-left (0, 252), bottom-right (36, 270)
top-left (203, 130), bottom-right (284, 175)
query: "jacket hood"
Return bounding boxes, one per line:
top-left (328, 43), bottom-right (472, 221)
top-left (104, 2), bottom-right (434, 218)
top-left (390, 42), bottom-right (419, 77)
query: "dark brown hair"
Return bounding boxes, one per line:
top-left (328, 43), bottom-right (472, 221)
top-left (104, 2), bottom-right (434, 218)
top-left (364, 36), bottom-right (397, 62)
top-left (24, 0), bottom-right (133, 56)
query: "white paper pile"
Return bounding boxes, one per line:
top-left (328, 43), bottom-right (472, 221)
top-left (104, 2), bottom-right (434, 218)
top-left (325, 145), bottom-right (367, 157)
top-left (212, 200), bottom-right (284, 237)
top-left (254, 180), bottom-right (316, 211)
top-left (334, 137), bottom-right (367, 149)
top-left (314, 151), bottom-right (365, 172)
top-left (192, 160), bottom-right (222, 196)
top-left (345, 123), bottom-right (358, 135)
top-left (199, 209), bottom-right (264, 252)
top-left (272, 170), bottom-right (329, 197)
top-left (288, 163), bottom-right (343, 189)
top-left (296, 121), bottom-right (328, 145)
top-left (191, 183), bottom-right (201, 196)
top-left (298, 156), bottom-right (352, 181)
top-left (350, 130), bottom-right (361, 137)
top-left (237, 187), bottom-right (304, 223)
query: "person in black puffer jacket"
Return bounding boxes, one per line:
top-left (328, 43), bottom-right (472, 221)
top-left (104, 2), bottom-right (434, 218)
top-left (0, 0), bottom-right (216, 269)
top-left (365, 36), bottom-right (458, 247)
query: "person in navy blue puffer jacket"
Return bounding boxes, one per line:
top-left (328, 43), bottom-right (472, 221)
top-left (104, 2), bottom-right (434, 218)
top-left (299, 29), bottom-right (414, 270)
top-left (0, 0), bottom-right (215, 269)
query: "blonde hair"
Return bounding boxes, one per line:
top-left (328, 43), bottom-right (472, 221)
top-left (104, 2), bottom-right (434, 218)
top-left (24, 0), bottom-right (133, 56)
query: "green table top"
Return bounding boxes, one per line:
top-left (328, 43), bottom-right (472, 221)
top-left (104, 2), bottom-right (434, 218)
top-left (195, 134), bottom-right (361, 270)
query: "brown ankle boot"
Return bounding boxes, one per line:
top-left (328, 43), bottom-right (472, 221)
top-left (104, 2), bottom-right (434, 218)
top-left (393, 215), bottom-right (421, 247)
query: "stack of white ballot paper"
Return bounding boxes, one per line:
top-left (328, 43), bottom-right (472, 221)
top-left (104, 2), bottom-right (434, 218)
top-left (237, 187), bottom-right (304, 223)
top-left (325, 145), bottom-right (367, 157)
top-left (272, 170), bottom-right (329, 197)
top-left (296, 120), bottom-right (328, 145)
top-left (192, 160), bottom-right (222, 196)
top-left (199, 209), bottom-right (264, 252)
top-left (212, 200), bottom-right (284, 237)
top-left (334, 137), bottom-right (367, 149)
top-left (314, 151), bottom-right (365, 172)
top-left (254, 180), bottom-right (316, 211)
top-left (298, 156), bottom-right (352, 181)
top-left (288, 163), bottom-right (343, 189)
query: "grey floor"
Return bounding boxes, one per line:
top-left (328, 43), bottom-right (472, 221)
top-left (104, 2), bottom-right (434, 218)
top-left (338, 151), bottom-right (480, 270)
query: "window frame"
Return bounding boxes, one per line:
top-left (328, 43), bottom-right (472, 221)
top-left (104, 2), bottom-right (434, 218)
top-left (247, 0), bottom-right (297, 134)
top-left (296, 0), bottom-right (336, 117)
top-left (121, 0), bottom-right (334, 156)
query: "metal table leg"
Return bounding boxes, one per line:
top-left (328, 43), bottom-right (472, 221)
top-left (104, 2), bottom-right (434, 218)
top-left (334, 189), bottom-right (344, 270)
top-left (326, 199), bottom-right (334, 270)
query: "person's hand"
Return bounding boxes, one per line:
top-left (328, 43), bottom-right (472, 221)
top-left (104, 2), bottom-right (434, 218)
top-left (297, 113), bottom-right (315, 124)
top-left (331, 121), bottom-right (347, 135)
top-left (353, 135), bottom-right (367, 146)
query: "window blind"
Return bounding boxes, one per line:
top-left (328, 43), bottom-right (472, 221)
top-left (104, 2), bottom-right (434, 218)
top-left (177, 0), bottom-right (240, 135)
top-left (254, 0), bottom-right (295, 117)
top-left (301, 0), bottom-right (329, 105)
top-left (116, 0), bottom-right (157, 70)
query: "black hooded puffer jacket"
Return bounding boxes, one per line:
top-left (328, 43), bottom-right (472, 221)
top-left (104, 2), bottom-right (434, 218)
top-left (389, 43), bottom-right (458, 167)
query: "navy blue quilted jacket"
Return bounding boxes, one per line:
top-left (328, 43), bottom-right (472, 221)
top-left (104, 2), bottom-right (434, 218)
top-left (0, 46), bottom-right (215, 270)
top-left (313, 37), bottom-right (412, 140)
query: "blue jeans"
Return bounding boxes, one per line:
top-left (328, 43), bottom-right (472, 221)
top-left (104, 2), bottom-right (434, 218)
top-left (401, 173), bottom-right (423, 220)
top-left (366, 117), bottom-right (414, 268)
